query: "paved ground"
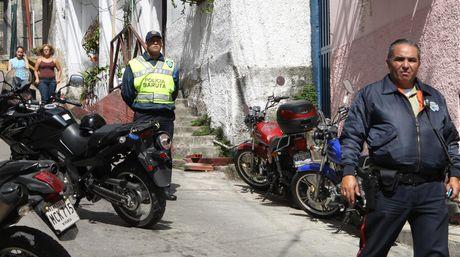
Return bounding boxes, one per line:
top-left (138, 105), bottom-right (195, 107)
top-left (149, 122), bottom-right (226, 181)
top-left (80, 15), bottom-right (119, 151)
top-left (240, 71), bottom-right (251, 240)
top-left (18, 168), bottom-right (413, 257)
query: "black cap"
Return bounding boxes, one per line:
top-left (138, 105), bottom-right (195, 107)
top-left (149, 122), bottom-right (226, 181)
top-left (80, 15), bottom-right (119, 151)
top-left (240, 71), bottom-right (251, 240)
top-left (145, 30), bottom-right (162, 42)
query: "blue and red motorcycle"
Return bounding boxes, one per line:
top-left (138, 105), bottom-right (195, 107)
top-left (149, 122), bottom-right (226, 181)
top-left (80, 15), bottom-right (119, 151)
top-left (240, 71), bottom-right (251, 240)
top-left (290, 81), bottom-right (368, 218)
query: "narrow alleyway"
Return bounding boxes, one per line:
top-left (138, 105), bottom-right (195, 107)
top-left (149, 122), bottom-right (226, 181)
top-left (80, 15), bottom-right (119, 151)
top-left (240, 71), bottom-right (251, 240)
top-left (17, 167), bottom-right (413, 257)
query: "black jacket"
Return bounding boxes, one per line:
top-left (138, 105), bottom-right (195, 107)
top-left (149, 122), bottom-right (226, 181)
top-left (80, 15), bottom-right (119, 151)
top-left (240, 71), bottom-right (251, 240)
top-left (341, 75), bottom-right (460, 178)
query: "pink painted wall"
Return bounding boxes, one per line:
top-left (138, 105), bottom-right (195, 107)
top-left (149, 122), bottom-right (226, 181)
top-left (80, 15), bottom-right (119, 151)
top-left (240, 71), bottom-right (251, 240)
top-left (330, 0), bottom-right (460, 129)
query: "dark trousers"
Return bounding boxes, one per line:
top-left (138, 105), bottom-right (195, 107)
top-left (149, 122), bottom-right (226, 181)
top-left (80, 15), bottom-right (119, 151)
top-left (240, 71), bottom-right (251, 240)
top-left (358, 181), bottom-right (449, 257)
top-left (133, 112), bottom-right (175, 140)
top-left (134, 111), bottom-right (175, 191)
top-left (38, 77), bottom-right (56, 103)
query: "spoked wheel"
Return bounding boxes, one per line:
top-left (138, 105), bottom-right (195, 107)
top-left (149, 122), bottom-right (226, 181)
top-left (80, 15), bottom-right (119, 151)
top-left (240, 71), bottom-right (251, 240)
top-left (0, 226), bottom-right (71, 257)
top-left (291, 172), bottom-right (340, 218)
top-left (234, 149), bottom-right (270, 190)
top-left (111, 161), bottom-right (166, 228)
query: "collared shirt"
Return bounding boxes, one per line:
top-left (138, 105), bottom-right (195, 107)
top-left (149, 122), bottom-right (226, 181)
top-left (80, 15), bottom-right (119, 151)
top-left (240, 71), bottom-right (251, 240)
top-left (397, 86), bottom-right (424, 116)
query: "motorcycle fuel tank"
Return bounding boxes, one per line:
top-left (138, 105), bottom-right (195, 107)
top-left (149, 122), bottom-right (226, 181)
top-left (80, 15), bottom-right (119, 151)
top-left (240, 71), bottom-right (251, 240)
top-left (21, 105), bottom-right (78, 150)
top-left (254, 121), bottom-right (283, 145)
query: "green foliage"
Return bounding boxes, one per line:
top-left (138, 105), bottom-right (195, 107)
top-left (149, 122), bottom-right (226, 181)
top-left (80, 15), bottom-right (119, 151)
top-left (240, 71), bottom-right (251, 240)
top-left (293, 82), bottom-right (317, 106)
top-left (80, 66), bottom-right (108, 101)
top-left (191, 114), bottom-right (211, 127)
top-left (171, 0), bottom-right (214, 14)
top-left (192, 126), bottom-right (214, 136)
top-left (213, 127), bottom-right (232, 157)
top-left (82, 18), bottom-right (99, 55)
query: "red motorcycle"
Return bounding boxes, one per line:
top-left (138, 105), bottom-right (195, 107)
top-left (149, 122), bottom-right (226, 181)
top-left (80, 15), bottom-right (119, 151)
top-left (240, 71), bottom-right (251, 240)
top-left (234, 94), bottom-right (319, 196)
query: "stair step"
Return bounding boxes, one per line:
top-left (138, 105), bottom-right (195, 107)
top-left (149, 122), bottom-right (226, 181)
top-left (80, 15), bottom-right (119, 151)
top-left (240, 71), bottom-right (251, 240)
top-left (175, 98), bottom-right (188, 107)
top-left (174, 126), bottom-right (202, 134)
top-left (175, 116), bottom-right (199, 126)
top-left (173, 135), bottom-right (215, 146)
top-left (172, 146), bottom-right (220, 158)
top-left (175, 105), bottom-right (192, 114)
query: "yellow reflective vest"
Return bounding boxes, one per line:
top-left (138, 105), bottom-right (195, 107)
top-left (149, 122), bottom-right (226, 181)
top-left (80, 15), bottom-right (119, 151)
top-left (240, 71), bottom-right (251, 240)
top-left (128, 55), bottom-right (175, 105)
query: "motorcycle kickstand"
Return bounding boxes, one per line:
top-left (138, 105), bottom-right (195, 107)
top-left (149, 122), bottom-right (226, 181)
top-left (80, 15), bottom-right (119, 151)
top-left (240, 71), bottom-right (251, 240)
top-left (334, 210), bottom-right (353, 234)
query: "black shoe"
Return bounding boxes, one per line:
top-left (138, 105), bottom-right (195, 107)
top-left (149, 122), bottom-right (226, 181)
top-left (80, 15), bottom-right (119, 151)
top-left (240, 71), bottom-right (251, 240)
top-left (164, 189), bottom-right (177, 201)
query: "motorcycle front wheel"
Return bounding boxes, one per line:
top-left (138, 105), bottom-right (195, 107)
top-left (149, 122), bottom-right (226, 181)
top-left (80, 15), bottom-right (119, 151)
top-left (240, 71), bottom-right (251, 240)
top-left (234, 149), bottom-right (270, 191)
top-left (111, 161), bottom-right (166, 228)
top-left (0, 226), bottom-right (71, 257)
top-left (291, 171), bottom-right (340, 218)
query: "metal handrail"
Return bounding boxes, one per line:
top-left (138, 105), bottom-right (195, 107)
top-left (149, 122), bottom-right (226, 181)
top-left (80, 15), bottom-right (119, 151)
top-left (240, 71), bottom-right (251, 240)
top-left (108, 25), bottom-right (147, 91)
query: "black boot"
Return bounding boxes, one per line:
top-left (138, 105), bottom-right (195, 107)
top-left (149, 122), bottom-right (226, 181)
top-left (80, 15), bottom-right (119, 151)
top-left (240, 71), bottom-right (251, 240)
top-left (164, 186), bottom-right (177, 201)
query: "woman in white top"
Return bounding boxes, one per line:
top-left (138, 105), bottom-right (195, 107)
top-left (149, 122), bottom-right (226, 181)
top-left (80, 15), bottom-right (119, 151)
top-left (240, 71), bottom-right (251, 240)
top-left (7, 46), bottom-right (30, 82)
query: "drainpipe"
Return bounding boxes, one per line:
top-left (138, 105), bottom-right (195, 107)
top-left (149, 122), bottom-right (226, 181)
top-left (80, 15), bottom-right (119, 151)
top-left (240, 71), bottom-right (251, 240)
top-left (24, 0), bottom-right (33, 49)
top-left (310, 0), bottom-right (322, 108)
top-left (32, 10), bottom-right (35, 48)
top-left (10, 0), bottom-right (18, 58)
top-left (162, 0), bottom-right (167, 55)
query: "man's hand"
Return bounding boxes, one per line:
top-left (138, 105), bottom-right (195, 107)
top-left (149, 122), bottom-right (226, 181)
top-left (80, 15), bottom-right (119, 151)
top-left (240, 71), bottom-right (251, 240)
top-left (446, 176), bottom-right (460, 200)
top-left (341, 175), bottom-right (361, 205)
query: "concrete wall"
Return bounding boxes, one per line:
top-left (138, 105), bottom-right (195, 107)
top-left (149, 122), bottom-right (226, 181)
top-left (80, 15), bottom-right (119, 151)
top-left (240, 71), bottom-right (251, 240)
top-left (330, 0), bottom-right (460, 129)
top-left (166, 0), bottom-right (312, 143)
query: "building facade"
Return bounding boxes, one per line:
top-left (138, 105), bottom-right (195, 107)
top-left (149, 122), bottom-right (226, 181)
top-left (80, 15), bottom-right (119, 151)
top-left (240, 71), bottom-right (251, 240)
top-left (329, 0), bottom-right (460, 129)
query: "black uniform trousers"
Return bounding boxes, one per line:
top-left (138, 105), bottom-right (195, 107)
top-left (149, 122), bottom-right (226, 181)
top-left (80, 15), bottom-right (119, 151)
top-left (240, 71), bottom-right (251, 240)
top-left (358, 181), bottom-right (449, 257)
top-left (134, 111), bottom-right (175, 163)
top-left (133, 111), bottom-right (175, 140)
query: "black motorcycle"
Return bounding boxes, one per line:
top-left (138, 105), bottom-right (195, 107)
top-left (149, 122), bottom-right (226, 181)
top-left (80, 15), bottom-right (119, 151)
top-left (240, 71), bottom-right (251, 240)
top-left (0, 70), bottom-right (172, 228)
top-left (0, 159), bottom-right (78, 257)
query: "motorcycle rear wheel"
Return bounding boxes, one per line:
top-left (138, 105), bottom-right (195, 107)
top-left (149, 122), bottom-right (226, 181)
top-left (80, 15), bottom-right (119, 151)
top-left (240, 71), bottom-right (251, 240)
top-left (111, 161), bottom-right (166, 228)
top-left (0, 226), bottom-right (71, 257)
top-left (291, 172), bottom-right (340, 218)
top-left (234, 149), bottom-right (270, 190)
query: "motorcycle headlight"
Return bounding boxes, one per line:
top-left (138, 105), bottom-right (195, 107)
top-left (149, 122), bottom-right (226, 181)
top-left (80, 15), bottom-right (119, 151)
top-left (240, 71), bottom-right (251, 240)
top-left (156, 133), bottom-right (171, 150)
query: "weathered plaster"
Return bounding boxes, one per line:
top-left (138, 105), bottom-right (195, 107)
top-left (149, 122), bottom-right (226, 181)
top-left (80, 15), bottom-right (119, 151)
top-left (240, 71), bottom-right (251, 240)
top-left (166, 0), bottom-right (312, 143)
top-left (330, 0), bottom-right (460, 129)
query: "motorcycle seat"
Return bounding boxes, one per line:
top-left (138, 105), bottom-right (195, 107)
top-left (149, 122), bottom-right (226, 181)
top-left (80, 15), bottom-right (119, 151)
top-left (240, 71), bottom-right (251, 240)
top-left (87, 124), bottom-right (127, 149)
top-left (0, 160), bottom-right (39, 178)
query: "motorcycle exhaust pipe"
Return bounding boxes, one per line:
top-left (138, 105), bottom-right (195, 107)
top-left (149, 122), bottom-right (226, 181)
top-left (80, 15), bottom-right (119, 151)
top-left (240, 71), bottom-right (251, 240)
top-left (88, 184), bottom-right (128, 205)
top-left (103, 178), bottom-right (141, 191)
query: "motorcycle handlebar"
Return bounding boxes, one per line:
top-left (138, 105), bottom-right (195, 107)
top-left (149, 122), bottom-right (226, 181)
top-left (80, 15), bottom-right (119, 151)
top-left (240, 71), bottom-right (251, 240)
top-left (63, 99), bottom-right (82, 107)
top-left (54, 97), bottom-right (82, 107)
top-left (274, 96), bottom-right (289, 102)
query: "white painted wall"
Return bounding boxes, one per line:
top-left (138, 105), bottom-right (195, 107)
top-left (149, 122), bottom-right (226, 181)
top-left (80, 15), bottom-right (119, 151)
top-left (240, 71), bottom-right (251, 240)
top-left (48, 0), bottom-right (97, 82)
top-left (166, 0), bottom-right (312, 143)
top-left (98, 0), bottom-right (162, 93)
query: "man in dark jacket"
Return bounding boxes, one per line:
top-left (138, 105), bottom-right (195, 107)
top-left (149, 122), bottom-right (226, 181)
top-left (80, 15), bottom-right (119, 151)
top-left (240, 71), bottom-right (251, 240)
top-left (121, 30), bottom-right (179, 201)
top-left (340, 38), bottom-right (460, 256)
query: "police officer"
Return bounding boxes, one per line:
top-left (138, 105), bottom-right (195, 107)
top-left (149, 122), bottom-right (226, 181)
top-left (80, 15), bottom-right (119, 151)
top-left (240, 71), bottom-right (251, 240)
top-left (340, 38), bottom-right (460, 256)
top-left (122, 30), bottom-right (179, 201)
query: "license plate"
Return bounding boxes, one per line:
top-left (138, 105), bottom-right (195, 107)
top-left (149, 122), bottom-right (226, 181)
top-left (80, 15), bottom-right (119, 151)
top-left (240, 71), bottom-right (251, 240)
top-left (45, 199), bottom-right (80, 232)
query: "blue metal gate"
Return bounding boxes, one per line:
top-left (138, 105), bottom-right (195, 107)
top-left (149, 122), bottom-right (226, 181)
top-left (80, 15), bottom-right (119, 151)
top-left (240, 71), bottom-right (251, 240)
top-left (319, 0), bottom-right (331, 117)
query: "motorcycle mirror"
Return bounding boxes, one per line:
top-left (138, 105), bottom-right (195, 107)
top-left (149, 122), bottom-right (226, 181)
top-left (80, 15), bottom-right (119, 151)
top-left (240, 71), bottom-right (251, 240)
top-left (5, 69), bottom-right (32, 92)
top-left (68, 74), bottom-right (84, 87)
top-left (17, 70), bottom-right (33, 91)
top-left (276, 76), bottom-right (285, 86)
top-left (343, 80), bottom-right (354, 95)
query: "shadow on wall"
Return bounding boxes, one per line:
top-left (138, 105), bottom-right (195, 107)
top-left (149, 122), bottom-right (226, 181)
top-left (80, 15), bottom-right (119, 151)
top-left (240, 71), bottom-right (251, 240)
top-left (330, 1), bottom-right (431, 114)
top-left (179, 8), bottom-right (213, 100)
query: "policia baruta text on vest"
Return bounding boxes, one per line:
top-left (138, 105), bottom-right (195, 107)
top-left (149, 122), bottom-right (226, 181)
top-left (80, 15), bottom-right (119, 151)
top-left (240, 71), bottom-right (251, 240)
top-left (129, 56), bottom-right (175, 105)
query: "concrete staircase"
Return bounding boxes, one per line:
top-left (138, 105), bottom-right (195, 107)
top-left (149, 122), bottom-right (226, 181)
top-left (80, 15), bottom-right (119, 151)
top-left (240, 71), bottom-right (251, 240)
top-left (172, 98), bottom-right (220, 168)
